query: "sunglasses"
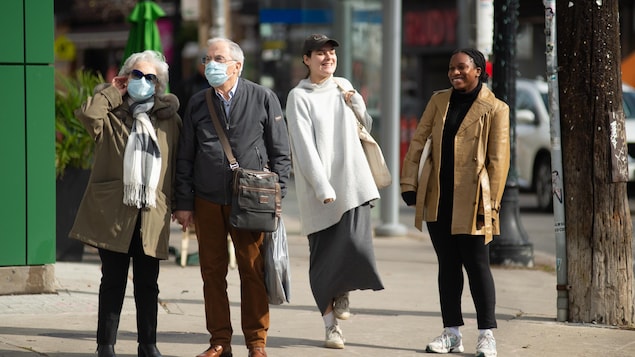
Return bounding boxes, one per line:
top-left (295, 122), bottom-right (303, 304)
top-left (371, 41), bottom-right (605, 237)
top-left (130, 69), bottom-right (158, 83)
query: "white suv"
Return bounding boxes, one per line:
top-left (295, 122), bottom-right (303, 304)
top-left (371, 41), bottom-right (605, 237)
top-left (515, 78), bottom-right (635, 211)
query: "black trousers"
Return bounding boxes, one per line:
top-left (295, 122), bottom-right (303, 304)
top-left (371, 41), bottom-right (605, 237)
top-left (97, 216), bottom-right (160, 344)
top-left (427, 219), bottom-right (497, 330)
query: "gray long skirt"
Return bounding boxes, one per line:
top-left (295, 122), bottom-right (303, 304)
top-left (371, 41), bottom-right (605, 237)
top-left (307, 203), bottom-right (384, 314)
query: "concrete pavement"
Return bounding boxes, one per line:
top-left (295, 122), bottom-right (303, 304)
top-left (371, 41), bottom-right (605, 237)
top-left (1, 183), bottom-right (635, 356)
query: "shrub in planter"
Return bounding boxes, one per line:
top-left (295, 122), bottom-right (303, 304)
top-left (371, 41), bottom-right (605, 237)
top-left (55, 69), bottom-right (104, 261)
top-left (55, 69), bottom-right (104, 178)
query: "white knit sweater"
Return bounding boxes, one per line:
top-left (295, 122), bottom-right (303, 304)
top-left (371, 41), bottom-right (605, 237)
top-left (285, 76), bottom-right (380, 235)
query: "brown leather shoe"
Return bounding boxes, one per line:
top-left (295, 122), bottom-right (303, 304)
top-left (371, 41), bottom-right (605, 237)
top-left (248, 347), bottom-right (267, 357)
top-left (196, 345), bottom-right (232, 357)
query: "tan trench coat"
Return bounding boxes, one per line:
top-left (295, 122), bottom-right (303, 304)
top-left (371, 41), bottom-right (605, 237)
top-left (400, 85), bottom-right (510, 244)
top-left (69, 84), bottom-right (182, 259)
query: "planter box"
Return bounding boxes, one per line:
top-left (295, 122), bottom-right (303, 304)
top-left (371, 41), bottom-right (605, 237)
top-left (56, 168), bottom-right (90, 262)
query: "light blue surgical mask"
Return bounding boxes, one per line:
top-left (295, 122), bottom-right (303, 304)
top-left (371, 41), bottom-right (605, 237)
top-left (205, 61), bottom-right (230, 87)
top-left (127, 78), bottom-right (155, 102)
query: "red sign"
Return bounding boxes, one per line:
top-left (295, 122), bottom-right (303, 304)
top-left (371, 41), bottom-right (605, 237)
top-left (404, 9), bottom-right (457, 47)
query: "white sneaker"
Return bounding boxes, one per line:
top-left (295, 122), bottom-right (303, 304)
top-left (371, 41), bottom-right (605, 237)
top-left (325, 324), bottom-right (345, 349)
top-left (475, 330), bottom-right (497, 357)
top-left (425, 328), bottom-right (464, 353)
top-left (333, 292), bottom-right (350, 320)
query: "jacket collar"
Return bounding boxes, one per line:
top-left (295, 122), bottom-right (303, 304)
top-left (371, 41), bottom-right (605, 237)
top-left (433, 85), bottom-right (498, 133)
top-left (458, 85), bottom-right (497, 134)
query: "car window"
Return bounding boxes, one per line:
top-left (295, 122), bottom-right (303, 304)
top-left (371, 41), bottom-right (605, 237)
top-left (540, 93), bottom-right (549, 111)
top-left (623, 91), bottom-right (635, 118)
top-left (516, 89), bottom-right (536, 112)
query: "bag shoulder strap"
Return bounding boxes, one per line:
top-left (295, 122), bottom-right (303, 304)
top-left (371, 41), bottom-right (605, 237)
top-left (334, 79), bottom-right (364, 126)
top-left (205, 88), bottom-right (239, 169)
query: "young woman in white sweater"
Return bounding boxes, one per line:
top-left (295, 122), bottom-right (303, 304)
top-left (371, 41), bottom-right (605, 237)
top-left (285, 34), bottom-right (384, 350)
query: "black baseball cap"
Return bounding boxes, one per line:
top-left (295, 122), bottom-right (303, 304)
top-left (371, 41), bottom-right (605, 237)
top-left (302, 34), bottom-right (340, 55)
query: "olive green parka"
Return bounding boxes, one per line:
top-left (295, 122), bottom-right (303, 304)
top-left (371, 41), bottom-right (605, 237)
top-left (69, 84), bottom-right (182, 259)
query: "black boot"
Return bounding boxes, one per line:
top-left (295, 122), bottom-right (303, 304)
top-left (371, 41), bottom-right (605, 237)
top-left (97, 344), bottom-right (116, 357)
top-left (138, 344), bottom-right (162, 357)
top-left (97, 313), bottom-right (119, 357)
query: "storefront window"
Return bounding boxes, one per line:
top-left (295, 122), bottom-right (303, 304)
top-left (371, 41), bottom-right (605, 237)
top-left (258, 0), bottom-right (381, 113)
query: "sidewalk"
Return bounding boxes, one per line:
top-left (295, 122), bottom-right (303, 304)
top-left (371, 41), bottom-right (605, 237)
top-left (1, 191), bottom-right (634, 356)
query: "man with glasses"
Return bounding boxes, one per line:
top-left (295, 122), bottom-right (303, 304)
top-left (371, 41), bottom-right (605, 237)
top-left (173, 38), bottom-right (291, 357)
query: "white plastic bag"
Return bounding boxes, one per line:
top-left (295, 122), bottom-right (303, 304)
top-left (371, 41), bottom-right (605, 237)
top-left (418, 135), bottom-right (432, 179)
top-left (263, 218), bottom-right (290, 304)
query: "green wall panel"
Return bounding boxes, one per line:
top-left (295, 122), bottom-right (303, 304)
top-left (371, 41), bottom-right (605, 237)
top-left (0, 66), bottom-right (27, 266)
top-left (26, 65), bottom-right (55, 265)
top-left (0, 0), bottom-right (24, 63)
top-left (0, 0), bottom-right (55, 268)
top-left (25, 0), bottom-right (53, 64)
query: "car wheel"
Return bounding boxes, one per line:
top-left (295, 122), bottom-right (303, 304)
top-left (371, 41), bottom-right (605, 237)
top-left (534, 155), bottom-right (553, 211)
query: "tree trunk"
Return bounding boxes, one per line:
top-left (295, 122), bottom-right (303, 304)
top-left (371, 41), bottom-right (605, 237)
top-left (556, 0), bottom-right (634, 325)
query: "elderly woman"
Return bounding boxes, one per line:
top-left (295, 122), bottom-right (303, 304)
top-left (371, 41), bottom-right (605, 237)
top-left (70, 50), bottom-right (181, 357)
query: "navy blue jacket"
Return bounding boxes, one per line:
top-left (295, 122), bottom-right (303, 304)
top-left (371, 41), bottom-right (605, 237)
top-left (175, 78), bottom-right (291, 210)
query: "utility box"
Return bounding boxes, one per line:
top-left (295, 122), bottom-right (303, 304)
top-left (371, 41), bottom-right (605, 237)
top-left (0, 0), bottom-right (55, 294)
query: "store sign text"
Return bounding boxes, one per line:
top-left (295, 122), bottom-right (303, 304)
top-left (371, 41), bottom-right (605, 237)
top-left (404, 9), bottom-right (457, 47)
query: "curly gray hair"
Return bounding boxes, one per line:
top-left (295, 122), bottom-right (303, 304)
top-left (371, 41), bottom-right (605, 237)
top-left (119, 50), bottom-right (170, 94)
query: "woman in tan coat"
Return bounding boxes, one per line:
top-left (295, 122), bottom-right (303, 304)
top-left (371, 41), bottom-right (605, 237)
top-left (70, 50), bottom-right (181, 357)
top-left (400, 48), bottom-right (509, 357)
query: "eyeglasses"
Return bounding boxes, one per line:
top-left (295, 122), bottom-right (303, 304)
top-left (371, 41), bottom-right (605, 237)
top-left (130, 69), bottom-right (158, 83)
top-left (201, 56), bottom-right (236, 65)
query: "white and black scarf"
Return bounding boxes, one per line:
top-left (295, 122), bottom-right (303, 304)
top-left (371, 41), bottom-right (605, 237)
top-left (123, 99), bottom-right (161, 208)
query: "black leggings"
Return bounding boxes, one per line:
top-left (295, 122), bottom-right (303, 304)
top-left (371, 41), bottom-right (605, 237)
top-left (427, 220), bottom-right (497, 330)
top-left (97, 217), bottom-right (160, 344)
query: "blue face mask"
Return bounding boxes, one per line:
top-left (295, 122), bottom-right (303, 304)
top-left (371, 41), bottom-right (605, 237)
top-left (127, 78), bottom-right (155, 102)
top-left (205, 61), bottom-right (230, 87)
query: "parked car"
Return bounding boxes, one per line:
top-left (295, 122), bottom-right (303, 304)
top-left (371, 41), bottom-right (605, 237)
top-left (515, 78), bottom-right (635, 211)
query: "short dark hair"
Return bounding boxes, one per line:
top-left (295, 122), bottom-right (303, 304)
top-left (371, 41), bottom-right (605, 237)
top-left (453, 48), bottom-right (489, 82)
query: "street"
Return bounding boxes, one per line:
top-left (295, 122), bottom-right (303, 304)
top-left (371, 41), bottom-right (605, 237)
top-left (393, 189), bottom-right (635, 268)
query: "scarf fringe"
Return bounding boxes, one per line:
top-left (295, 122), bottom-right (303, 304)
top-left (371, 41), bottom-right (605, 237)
top-left (123, 183), bottom-right (157, 208)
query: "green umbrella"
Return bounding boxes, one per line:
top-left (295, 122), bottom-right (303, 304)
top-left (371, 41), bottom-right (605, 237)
top-left (122, 1), bottom-right (166, 64)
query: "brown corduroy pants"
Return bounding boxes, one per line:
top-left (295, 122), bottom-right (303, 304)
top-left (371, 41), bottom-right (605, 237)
top-left (194, 196), bottom-right (269, 351)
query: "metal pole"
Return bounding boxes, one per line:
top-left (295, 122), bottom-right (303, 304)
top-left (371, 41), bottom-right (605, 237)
top-left (198, 0), bottom-right (211, 47)
top-left (476, 0), bottom-right (494, 57)
top-left (199, 0), bottom-right (229, 44)
top-left (376, 0), bottom-right (407, 237)
top-left (489, 0), bottom-right (534, 267)
top-left (334, 0), bottom-right (352, 80)
top-left (544, 0), bottom-right (568, 322)
top-left (212, 0), bottom-right (226, 38)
